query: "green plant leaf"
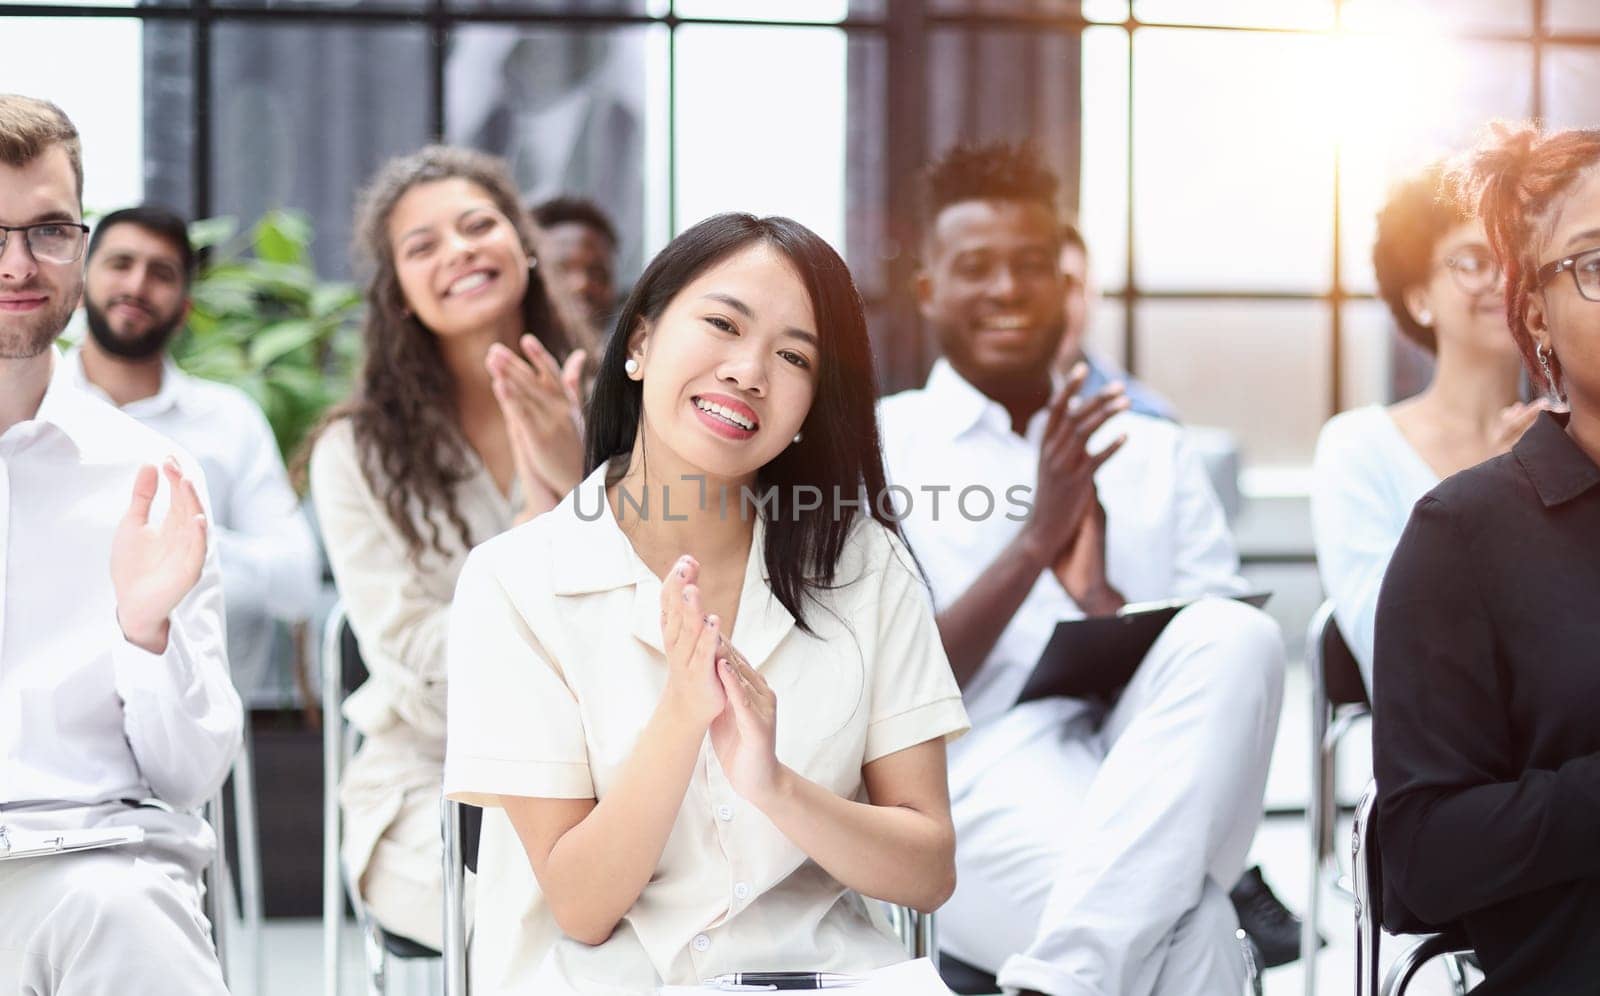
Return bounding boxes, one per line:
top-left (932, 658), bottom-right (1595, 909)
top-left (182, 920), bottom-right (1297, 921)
top-left (248, 320), bottom-right (322, 367)
top-left (181, 209), bottom-right (357, 473)
top-left (311, 282), bottom-right (362, 319)
top-left (254, 210), bottom-right (312, 266)
top-left (189, 216), bottom-right (239, 252)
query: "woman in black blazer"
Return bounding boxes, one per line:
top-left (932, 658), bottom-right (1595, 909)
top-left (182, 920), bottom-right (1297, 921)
top-left (1374, 122), bottom-right (1600, 995)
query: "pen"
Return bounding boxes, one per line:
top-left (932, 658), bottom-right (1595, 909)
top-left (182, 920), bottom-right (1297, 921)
top-left (702, 972), bottom-right (863, 990)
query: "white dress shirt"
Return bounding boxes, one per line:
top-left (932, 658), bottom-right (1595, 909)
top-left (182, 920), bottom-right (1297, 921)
top-left (0, 351), bottom-right (242, 813)
top-left (876, 358), bottom-right (1247, 793)
top-left (444, 464), bottom-right (969, 992)
top-left (1309, 405), bottom-right (1439, 691)
top-left (67, 349), bottom-right (320, 701)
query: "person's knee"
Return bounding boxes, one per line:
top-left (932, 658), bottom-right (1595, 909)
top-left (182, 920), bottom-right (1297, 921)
top-left (53, 857), bottom-right (201, 943)
top-left (1171, 600), bottom-right (1284, 694)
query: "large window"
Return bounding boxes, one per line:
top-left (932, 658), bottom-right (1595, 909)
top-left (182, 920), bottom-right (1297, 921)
top-left (1075, 1), bottom-right (1592, 487)
top-left (5, 0), bottom-right (1599, 486)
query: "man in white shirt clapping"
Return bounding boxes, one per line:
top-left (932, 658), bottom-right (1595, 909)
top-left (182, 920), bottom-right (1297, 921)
top-left (876, 140), bottom-right (1285, 996)
top-left (71, 204), bottom-right (320, 701)
top-left (0, 94), bottom-right (239, 995)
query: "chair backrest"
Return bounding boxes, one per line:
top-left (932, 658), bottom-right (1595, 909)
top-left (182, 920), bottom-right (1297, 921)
top-left (339, 616), bottom-right (369, 700)
top-left (459, 801), bottom-right (482, 875)
top-left (1309, 600), bottom-right (1371, 709)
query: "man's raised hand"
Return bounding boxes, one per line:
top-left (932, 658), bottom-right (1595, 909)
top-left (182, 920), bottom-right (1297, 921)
top-left (111, 458), bottom-right (208, 654)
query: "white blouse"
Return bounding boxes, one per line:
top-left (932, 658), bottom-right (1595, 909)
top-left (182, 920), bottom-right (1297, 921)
top-left (444, 464), bottom-right (969, 993)
top-left (1310, 405), bottom-right (1440, 692)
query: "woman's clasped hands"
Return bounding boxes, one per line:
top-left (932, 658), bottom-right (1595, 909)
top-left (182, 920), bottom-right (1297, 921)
top-left (659, 554), bottom-right (785, 805)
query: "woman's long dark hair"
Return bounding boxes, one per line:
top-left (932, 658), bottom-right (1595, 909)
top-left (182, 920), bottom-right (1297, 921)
top-left (585, 213), bottom-right (909, 633)
top-left (299, 145), bottom-right (592, 560)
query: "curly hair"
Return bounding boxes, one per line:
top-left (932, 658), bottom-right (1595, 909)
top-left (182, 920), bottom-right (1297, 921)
top-left (920, 139), bottom-right (1060, 240)
top-left (302, 145), bottom-right (593, 560)
top-left (1372, 163), bottom-right (1469, 353)
top-left (1449, 122), bottom-right (1600, 400)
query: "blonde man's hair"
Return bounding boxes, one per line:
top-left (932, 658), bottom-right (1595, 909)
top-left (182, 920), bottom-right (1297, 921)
top-left (0, 94), bottom-right (83, 202)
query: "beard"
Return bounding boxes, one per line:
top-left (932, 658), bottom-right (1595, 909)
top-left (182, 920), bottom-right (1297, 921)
top-left (0, 282), bottom-right (79, 360)
top-left (84, 296), bottom-right (186, 360)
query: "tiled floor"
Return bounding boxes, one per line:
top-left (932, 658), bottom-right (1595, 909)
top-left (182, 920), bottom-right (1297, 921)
top-left (238, 656), bottom-right (1471, 996)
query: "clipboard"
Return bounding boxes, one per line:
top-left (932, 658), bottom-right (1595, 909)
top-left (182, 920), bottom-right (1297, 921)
top-left (0, 824), bottom-right (145, 861)
top-left (1016, 591), bottom-right (1273, 704)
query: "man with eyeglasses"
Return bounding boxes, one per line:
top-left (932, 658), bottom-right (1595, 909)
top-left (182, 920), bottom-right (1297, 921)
top-left (0, 94), bottom-right (238, 995)
top-left (69, 205), bottom-right (320, 706)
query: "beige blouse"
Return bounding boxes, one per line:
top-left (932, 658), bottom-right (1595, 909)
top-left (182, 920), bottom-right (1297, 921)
top-left (309, 418), bottom-right (518, 890)
top-left (444, 464), bottom-right (970, 994)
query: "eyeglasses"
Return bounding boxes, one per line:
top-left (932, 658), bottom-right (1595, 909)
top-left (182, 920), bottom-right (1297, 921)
top-left (1438, 246), bottom-right (1502, 295)
top-left (1535, 245), bottom-right (1600, 303)
top-left (0, 222), bottom-right (91, 264)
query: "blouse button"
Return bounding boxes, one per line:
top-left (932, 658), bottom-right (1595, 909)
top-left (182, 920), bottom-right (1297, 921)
top-left (693, 933), bottom-right (711, 953)
top-left (733, 881), bottom-right (751, 901)
top-left (717, 805), bottom-right (733, 822)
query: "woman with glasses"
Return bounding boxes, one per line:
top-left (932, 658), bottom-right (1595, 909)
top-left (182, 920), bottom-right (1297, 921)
top-left (1309, 162), bottom-right (1542, 691)
top-left (1373, 123), bottom-right (1600, 992)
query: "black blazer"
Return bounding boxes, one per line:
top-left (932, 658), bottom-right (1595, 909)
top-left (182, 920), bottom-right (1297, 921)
top-left (1374, 411), bottom-right (1600, 995)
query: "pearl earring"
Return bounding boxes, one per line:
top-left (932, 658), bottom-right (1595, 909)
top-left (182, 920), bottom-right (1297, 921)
top-left (1417, 309), bottom-right (1433, 327)
top-left (624, 357), bottom-right (640, 377)
top-left (792, 431), bottom-right (803, 444)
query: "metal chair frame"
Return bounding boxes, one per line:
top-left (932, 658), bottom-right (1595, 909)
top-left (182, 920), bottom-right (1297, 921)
top-left (1351, 782), bottom-right (1475, 996)
top-left (323, 602), bottom-right (442, 996)
top-left (202, 791), bottom-right (230, 980)
top-left (440, 800), bottom-right (939, 996)
top-left (198, 730), bottom-right (266, 996)
top-left (1303, 600), bottom-right (1372, 996)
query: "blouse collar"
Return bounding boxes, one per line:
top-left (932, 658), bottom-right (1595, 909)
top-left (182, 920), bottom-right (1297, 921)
top-left (1514, 409), bottom-right (1600, 508)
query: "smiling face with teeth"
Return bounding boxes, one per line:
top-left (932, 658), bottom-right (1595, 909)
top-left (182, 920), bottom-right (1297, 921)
top-left (626, 243), bottom-right (819, 485)
top-left (388, 177), bottom-right (531, 345)
top-left (918, 198), bottom-right (1067, 406)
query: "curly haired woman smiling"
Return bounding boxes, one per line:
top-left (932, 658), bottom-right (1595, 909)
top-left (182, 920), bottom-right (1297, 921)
top-left (307, 145), bottom-right (592, 949)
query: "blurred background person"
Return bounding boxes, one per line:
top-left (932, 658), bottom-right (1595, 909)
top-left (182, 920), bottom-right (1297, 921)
top-left (305, 146), bottom-right (589, 949)
top-left (1053, 221), bottom-right (1176, 422)
top-left (1311, 163), bottom-right (1543, 690)
top-left (70, 204), bottom-right (320, 700)
top-left (1375, 121), bottom-right (1600, 993)
top-left (449, 31), bottom-right (644, 281)
top-left (530, 194), bottom-right (620, 337)
top-left (880, 140), bottom-right (1287, 994)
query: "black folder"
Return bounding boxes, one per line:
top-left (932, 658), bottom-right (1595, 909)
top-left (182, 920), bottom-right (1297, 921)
top-left (1016, 591), bottom-right (1273, 704)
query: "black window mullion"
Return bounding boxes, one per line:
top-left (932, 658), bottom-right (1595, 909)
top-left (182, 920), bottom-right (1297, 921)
top-left (192, 0), bottom-right (212, 218)
top-left (429, 0), bottom-right (445, 140)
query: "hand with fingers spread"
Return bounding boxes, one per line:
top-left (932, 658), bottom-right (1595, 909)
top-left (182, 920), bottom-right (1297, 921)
top-left (1492, 399), bottom-right (1554, 455)
top-left (111, 458), bottom-right (209, 654)
top-left (1021, 362), bottom-right (1130, 570)
top-left (486, 334), bottom-right (587, 517)
top-left (657, 555), bottom-right (727, 728)
top-left (709, 641), bottom-right (784, 804)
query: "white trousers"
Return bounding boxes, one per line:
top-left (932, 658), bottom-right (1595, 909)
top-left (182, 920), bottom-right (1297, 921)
top-left (940, 599), bottom-right (1286, 996)
top-left (0, 802), bottom-right (229, 996)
